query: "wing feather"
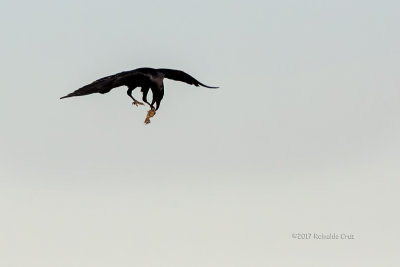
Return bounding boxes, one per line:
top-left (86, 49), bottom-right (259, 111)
top-left (158, 68), bottom-right (218, 89)
top-left (60, 70), bottom-right (138, 99)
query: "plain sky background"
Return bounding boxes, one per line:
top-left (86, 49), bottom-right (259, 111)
top-left (1, 0), bottom-right (399, 266)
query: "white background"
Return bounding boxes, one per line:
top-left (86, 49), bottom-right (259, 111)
top-left (1, 0), bottom-right (399, 266)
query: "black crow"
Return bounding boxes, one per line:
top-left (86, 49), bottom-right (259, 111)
top-left (60, 67), bottom-right (218, 124)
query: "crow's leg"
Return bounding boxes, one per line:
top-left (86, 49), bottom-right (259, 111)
top-left (127, 87), bottom-right (144, 106)
top-left (141, 87), bottom-right (152, 107)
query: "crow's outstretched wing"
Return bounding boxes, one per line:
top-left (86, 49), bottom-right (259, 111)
top-left (158, 68), bottom-right (218, 89)
top-left (60, 70), bottom-right (142, 99)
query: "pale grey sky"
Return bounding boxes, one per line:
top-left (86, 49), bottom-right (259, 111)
top-left (1, 0), bottom-right (400, 266)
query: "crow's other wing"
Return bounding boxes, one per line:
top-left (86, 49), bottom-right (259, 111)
top-left (60, 70), bottom-right (140, 99)
top-left (158, 68), bottom-right (218, 89)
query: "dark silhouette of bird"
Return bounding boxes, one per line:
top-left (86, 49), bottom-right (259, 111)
top-left (60, 67), bottom-right (218, 124)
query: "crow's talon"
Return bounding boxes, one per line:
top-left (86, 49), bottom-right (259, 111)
top-left (132, 100), bottom-right (144, 106)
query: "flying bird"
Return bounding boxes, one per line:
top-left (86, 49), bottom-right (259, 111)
top-left (60, 67), bottom-right (218, 124)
